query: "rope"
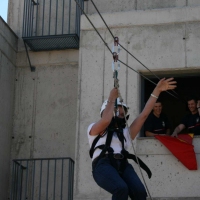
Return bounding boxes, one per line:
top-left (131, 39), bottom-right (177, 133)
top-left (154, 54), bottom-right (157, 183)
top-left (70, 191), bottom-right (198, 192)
top-left (121, 101), bottom-right (153, 200)
top-left (89, 0), bottom-right (181, 100)
top-left (75, 0), bottom-right (180, 100)
top-left (118, 59), bottom-right (179, 99)
top-left (118, 43), bottom-right (181, 98)
top-left (74, 0), bottom-right (151, 81)
top-left (114, 69), bottom-right (153, 199)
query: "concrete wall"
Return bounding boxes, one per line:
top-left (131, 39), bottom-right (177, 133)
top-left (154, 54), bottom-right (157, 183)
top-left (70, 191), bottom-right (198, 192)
top-left (12, 50), bottom-right (79, 160)
top-left (85, 0), bottom-right (200, 14)
top-left (0, 17), bottom-right (17, 200)
top-left (137, 137), bottom-right (200, 198)
top-left (6, 0), bottom-right (79, 159)
top-left (5, 0), bottom-right (200, 199)
top-left (75, 6), bottom-right (200, 199)
top-left (7, 0), bottom-right (24, 37)
top-left (7, 0), bottom-right (80, 197)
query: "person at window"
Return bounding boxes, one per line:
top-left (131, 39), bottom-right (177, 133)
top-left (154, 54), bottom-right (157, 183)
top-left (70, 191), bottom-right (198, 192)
top-left (172, 96), bottom-right (200, 137)
top-left (144, 100), bottom-right (170, 137)
top-left (87, 78), bottom-right (176, 200)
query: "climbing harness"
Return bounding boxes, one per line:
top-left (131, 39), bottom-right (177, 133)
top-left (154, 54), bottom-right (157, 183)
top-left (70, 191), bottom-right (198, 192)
top-left (91, 36), bottom-right (153, 198)
top-left (90, 126), bottom-right (152, 179)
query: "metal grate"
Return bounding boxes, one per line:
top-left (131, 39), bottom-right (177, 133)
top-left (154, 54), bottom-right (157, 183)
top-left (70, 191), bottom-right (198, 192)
top-left (10, 157), bottom-right (74, 200)
top-left (24, 34), bottom-right (79, 51)
top-left (22, 0), bottom-right (83, 51)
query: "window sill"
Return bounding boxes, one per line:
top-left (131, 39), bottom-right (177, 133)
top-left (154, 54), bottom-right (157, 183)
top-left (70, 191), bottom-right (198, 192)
top-left (135, 136), bottom-right (200, 155)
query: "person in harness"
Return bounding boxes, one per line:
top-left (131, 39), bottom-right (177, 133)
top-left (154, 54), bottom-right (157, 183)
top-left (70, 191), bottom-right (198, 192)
top-left (87, 78), bottom-right (176, 200)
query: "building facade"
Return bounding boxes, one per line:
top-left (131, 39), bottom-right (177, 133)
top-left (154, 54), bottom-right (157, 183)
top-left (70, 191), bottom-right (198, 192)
top-left (0, 0), bottom-right (200, 199)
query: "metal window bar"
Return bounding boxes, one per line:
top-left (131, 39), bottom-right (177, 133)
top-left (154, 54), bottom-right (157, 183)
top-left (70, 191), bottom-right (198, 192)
top-left (48, 0), bottom-right (51, 35)
top-left (46, 160), bottom-right (49, 200)
top-left (42, 0), bottom-right (45, 36)
top-left (62, 0), bottom-right (65, 34)
top-left (36, 0), bottom-right (39, 36)
top-left (22, 0), bottom-right (84, 51)
top-left (10, 161), bottom-right (26, 200)
top-left (10, 158), bottom-right (75, 200)
top-left (31, 160), bottom-right (35, 200)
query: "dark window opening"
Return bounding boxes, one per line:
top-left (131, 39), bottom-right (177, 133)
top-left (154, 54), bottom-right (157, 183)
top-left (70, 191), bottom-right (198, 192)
top-left (140, 75), bottom-right (200, 137)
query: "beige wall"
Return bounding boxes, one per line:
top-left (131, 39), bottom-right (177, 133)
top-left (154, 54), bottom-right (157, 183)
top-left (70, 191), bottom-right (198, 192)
top-left (12, 50), bottom-right (79, 160)
top-left (75, 6), bottom-right (200, 199)
top-left (7, 0), bottom-right (80, 198)
top-left (84, 0), bottom-right (200, 14)
top-left (7, 0), bottom-right (79, 161)
top-left (4, 0), bottom-right (200, 199)
top-left (0, 17), bottom-right (17, 199)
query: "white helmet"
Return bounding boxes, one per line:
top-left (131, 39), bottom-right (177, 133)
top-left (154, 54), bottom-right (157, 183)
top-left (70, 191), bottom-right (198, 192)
top-left (100, 98), bottom-right (128, 116)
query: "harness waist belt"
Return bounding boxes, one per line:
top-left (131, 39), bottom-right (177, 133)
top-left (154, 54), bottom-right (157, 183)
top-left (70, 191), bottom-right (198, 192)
top-left (104, 153), bottom-right (124, 159)
top-left (113, 153), bottom-right (124, 159)
top-left (94, 153), bottom-right (125, 161)
top-left (90, 129), bottom-right (152, 179)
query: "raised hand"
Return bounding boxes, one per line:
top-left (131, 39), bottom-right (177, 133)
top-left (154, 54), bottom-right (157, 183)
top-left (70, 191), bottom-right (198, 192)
top-left (108, 88), bottom-right (119, 101)
top-left (156, 78), bottom-right (177, 92)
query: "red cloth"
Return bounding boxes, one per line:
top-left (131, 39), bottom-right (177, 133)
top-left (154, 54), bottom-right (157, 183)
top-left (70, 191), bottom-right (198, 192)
top-left (155, 135), bottom-right (197, 170)
top-left (177, 133), bottom-right (193, 144)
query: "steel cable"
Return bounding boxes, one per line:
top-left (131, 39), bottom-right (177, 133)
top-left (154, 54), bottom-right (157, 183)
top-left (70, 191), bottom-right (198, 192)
top-left (89, 0), bottom-right (181, 100)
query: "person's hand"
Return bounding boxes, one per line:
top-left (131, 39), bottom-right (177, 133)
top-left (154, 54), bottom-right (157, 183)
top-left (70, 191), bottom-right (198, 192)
top-left (109, 88), bottom-right (119, 101)
top-left (171, 132), bottom-right (178, 137)
top-left (156, 78), bottom-right (177, 92)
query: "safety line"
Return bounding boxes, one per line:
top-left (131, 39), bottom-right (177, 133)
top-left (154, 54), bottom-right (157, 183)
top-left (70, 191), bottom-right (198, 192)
top-left (89, 0), bottom-right (181, 100)
top-left (76, 0), bottom-right (181, 101)
top-left (74, 0), bottom-right (162, 95)
top-left (76, 1), bottom-right (112, 54)
top-left (118, 43), bottom-right (181, 98)
top-left (75, 0), bottom-right (183, 103)
top-left (114, 72), bottom-right (153, 199)
top-left (121, 104), bottom-right (153, 200)
top-left (90, 0), bottom-right (159, 80)
top-left (118, 59), bottom-right (179, 99)
top-left (89, 0), bottom-right (115, 39)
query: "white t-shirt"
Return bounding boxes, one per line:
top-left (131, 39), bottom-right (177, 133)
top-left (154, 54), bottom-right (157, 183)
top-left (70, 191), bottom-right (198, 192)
top-left (87, 123), bottom-right (132, 160)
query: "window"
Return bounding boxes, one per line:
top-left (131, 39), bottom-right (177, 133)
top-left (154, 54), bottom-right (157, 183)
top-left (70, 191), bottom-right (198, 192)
top-left (140, 70), bottom-right (200, 137)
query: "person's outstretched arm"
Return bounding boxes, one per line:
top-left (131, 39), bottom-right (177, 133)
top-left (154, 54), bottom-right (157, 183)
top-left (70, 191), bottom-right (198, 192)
top-left (89, 88), bottom-right (118, 136)
top-left (129, 78), bottom-right (177, 140)
top-left (171, 124), bottom-right (185, 137)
